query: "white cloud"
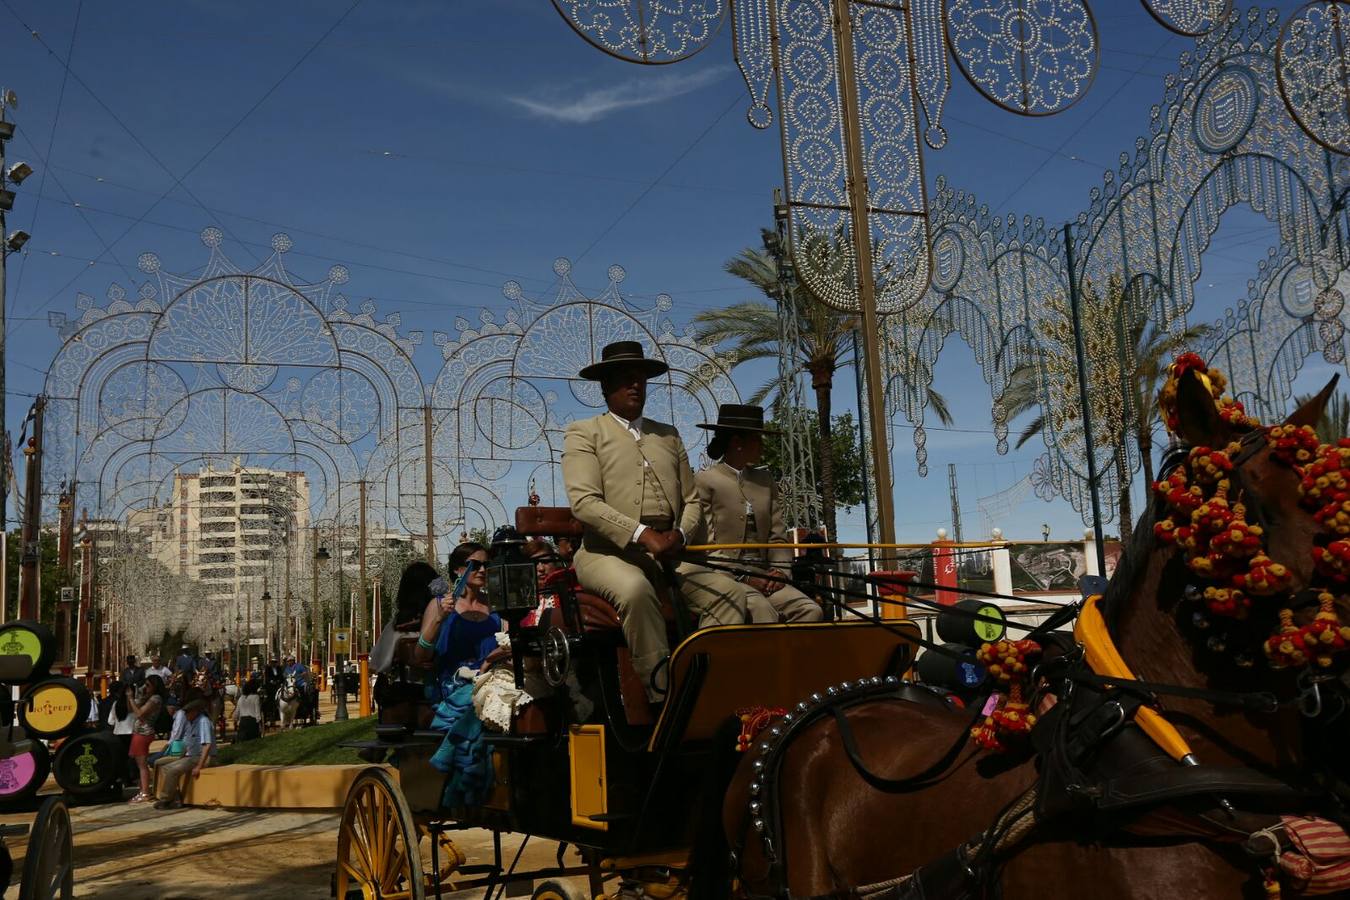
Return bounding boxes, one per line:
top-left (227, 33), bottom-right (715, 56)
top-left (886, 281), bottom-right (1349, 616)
top-left (507, 66), bottom-right (729, 124)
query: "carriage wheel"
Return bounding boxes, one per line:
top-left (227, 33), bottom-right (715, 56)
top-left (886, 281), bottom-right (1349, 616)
top-left (18, 797), bottom-right (74, 900)
top-left (335, 768), bottom-right (425, 900)
top-left (530, 879), bottom-right (589, 900)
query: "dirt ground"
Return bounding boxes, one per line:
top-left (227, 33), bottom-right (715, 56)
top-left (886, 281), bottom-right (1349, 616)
top-left (1, 798), bottom-right (576, 899)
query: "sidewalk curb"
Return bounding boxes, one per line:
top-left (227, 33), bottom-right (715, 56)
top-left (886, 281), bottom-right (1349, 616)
top-left (182, 763), bottom-right (391, 810)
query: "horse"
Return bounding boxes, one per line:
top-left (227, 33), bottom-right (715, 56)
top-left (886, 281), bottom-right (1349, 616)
top-left (702, 369), bottom-right (1350, 899)
top-left (276, 673), bottom-right (302, 730)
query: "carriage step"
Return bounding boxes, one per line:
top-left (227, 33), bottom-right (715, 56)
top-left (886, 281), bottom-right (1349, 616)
top-left (0, 824), bottom-right (28, 838)
top-left (482, 734), bottom-right (548, 747)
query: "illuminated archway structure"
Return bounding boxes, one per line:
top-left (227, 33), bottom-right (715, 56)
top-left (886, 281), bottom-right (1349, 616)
top-left (883, 6), bottom-right (1350, 526)
top-left (427, 258), bottom-right (739, 536)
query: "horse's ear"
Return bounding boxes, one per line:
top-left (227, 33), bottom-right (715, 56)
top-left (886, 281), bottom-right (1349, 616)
top-left (1285, 374), bottom-right (1340, 429)
top-left (1171, 369), bottom-right (1229, 447)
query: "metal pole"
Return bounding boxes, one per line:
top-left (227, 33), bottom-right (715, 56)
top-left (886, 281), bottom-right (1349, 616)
top-left (851, 329), bottom-right (876, 566)
top-left (18, 396), bottom-right (44, 620)
top-left (335, 520), bottom-right (348, 721)
top-left (310, 523), bottom-right (319, 667)
top-left (423, 405), bottom-right (435, 566)
top-left (357, 479), bottom-right (366, 654)
top-left (832, 0), bottom-right (897, 561)
top-left (1063, 223), bottom-right (1106, 573)
top-left (1, 103), bottom-right (8, 554)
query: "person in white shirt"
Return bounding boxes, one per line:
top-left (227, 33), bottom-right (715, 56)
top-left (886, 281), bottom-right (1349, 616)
top-left (233, 680), bottom-right (263, 742)
top-left (146, 655), bottom-right (173, 682)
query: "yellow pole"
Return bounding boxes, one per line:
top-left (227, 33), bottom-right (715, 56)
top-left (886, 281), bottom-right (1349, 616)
top-left (358, 655), bottom-right (370, 717)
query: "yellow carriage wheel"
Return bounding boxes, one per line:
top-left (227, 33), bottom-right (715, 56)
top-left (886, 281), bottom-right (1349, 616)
top-left (335, 767), bottom-right (425, 900)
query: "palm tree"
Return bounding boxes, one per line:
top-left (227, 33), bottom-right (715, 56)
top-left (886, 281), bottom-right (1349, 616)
top-left (693, 228), bottom-right (953, 541)
top-left (1000, 274), bottom-right (1210, 544)
top-left (1293, 388), bottom-right (1350, 444)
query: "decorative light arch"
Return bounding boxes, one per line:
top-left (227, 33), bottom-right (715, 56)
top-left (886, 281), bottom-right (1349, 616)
top-left (882, 5), bottom-right (1350, 528)
top-left (426, 258), bottom-right (740, 535)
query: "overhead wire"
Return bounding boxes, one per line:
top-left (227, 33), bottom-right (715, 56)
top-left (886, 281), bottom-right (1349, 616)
top-left (1, 0), bottom-right (365, 328)
top-left (8, 0), bottom-right (94, 315)
top-left (572, 88), bottom-right (744, 265)
top-left (981, 30), bottom-right (1181, 218)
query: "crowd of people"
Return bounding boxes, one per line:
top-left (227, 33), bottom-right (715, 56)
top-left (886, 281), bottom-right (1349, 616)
top-left (89, 644), bottom-right (321, 810)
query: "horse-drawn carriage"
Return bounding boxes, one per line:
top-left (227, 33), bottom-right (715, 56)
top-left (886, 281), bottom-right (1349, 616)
top-left (334, 505), bottom-right (925, 900)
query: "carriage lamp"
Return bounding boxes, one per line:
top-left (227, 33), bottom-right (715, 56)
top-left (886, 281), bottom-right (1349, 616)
top-left (485, 526), bottom-right (537, 614)
top-left (1042, 523), bottom-right (1051, 542)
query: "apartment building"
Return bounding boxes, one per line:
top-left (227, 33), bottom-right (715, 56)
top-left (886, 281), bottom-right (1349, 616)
top-left (132, 462), bottom-right (311, 603)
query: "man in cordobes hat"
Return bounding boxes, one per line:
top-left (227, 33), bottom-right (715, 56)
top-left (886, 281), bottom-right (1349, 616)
top-left (695, 404), bottom-right (824, 623)
top-left (563, 341), bottom-right (750, 701)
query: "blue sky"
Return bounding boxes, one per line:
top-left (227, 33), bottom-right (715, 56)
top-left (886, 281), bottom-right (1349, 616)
top-left (0, 0), bottom-right (1320, 543)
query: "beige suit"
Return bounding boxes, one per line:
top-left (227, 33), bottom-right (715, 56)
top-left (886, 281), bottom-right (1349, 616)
top-left (562, 413), bottom-right (748, 698)
top-left (694, 462), bottom-right (823, 623)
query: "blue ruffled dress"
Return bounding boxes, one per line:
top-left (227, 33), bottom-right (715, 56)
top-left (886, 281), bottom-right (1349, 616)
top-left (426, 610), bottom-right (502, 807)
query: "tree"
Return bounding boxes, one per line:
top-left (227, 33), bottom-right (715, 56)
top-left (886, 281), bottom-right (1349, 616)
top-left (1000, 274), bottom-right (1210, 544)
top-left (695, 228), bottom-right (953, 540)
top-left (1294, 389), bottom-right (1350, 445)
top-left (3, 528), bottom-right (68, 626)
top-left (762, 408), bottom-right (867, 510)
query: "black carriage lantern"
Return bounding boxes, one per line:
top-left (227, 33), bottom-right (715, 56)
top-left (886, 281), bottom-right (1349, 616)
top-left (485, 525), bottom-right (536, 614)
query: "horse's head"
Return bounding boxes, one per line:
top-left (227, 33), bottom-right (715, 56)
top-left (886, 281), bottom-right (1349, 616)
top-left (1117, 357), bottom-right (1350, 767)
top-left (1166, 366), bottom-right (1337, 594)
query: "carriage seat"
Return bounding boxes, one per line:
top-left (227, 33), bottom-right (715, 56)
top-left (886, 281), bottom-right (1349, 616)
top-left (516, 506), bottom-right (676, 632)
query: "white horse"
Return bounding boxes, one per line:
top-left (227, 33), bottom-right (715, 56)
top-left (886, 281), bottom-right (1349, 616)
top-left (276, 674), bottom-right (302, 730)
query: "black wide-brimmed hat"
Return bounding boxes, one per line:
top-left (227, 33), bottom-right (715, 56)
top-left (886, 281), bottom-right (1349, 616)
top-left (697, 404), bottom-right (779, 434)
top-left (578, 341), bottom-right (669, 381)
top-left (700, 404), bottom-right (778, 460)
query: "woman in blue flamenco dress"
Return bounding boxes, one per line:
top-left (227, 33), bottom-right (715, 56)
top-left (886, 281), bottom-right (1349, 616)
top-left (413, 541), bottom-right (506, 807)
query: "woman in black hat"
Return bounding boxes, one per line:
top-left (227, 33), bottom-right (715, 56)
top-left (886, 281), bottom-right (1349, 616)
top-left (696, 404), bottom-right (824, 623)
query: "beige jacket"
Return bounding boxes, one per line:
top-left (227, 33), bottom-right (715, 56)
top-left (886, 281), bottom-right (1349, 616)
top-left (694, 463), bottom-right (792, 569)
top-left (562, 413), bottom-right (701, 553)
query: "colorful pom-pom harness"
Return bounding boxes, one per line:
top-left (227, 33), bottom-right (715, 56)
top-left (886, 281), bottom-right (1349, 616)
top-left (1149, 355), bottom-right (1350, 670)
top-left (971, 354), bottom-right (1350, 754)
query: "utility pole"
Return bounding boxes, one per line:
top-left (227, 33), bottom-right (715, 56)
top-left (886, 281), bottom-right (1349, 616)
top-left (357, 479), bottom-right (366, 654)
top-left (2, 90), bottom-right (33, 621)
top-left (948, 463), bottom-right (963, 543)
top-left (18, 395), bottom-right (44, 620)
top-left (423, 405), bottom-right (435, 566)
top-left (310, 523), bottom-right (321, 667)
